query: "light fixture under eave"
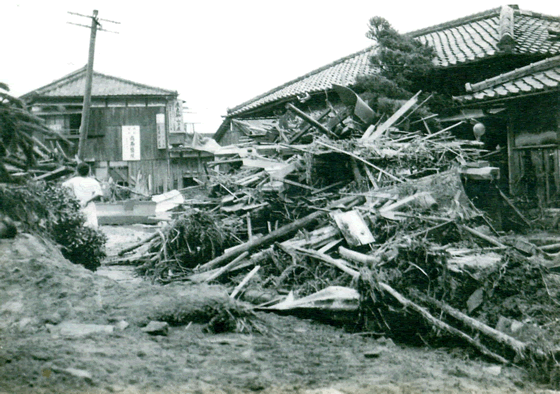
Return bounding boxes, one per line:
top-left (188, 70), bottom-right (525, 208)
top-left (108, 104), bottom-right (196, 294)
top-left (473, 122), bottom-right (486, 141)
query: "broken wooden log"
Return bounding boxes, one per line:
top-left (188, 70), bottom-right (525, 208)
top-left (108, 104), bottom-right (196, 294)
top-left (197, 212), bottom-right (325, 272)
top-left (205, 251), bottom-right (250, 283)
top-left (378, 283), bottom-right (509, 364)
top-left (230, 265), bottom-right (261, 299)
top-left (540, 243), bottom-right (560, 252)
top-left (118, 232), bottom-right (160, 256)
top-left (35, 166), bottom-right (74, 181)
top-left (496, 186), bottom-right (532, 228)
top-left (379, 192), bottom-right (437, 215)
top-left (416, 292), bottom-right (537, 361)
top-left (294, 247), bottom-right (360, 279)
top-left (361, 91), bottom-right (421, 141)
top-left (461, 225), bottom-right (507, 248)
top-left (315, 140), bottom-right (404, 183)
top-left (282, 178), bottom-right (319, 192)
top-left (286, 103), bottom-right (338, 139)
top-left (338, 246), bottom-right (379, 266)
top-left (289, 108), bottom-right (331, 144)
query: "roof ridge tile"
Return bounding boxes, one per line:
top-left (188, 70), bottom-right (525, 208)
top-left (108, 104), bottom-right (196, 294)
top-left (467, 54), bottom-right (560, 92)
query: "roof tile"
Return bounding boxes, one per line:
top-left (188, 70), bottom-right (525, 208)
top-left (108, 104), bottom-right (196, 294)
top-left (456, 55), bottom-right (560, 102)
top-left (21, 67), bottom-right (177, 99)
top-left (229, 6), bottom-right (560, 116)
top-left (227, 47), bottom-right (376, 116)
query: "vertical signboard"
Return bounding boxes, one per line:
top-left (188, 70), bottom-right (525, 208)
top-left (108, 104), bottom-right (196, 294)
top-left (122, 125), bottom-right (141, 161)
top-left (167, 100), bottom-right (184, 133)
top-left (156, 113), bottom-right (166, 149)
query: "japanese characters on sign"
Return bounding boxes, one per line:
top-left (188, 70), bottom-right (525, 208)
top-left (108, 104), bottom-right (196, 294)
top-left (156, 113), bottom-right (166, 150)
top-left (167, 100), bottom-right (184, 133)
top-left (122, 125), bottom-right (141, 161)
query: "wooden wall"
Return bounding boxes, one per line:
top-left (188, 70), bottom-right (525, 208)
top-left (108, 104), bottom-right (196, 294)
top-left (33, 96), bottom-right (214, 194)
top-left (218, 121), bottom-right (245, 146)
top-left (85, 106), bottom-right (167, 162)
top-left (507, 94), bottom-right (560, 205)
top-left (98, 156), bottom-right (211, 195)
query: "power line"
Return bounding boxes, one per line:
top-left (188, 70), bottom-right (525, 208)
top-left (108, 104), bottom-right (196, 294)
top-left (67, 11), bottom-right (120, 34)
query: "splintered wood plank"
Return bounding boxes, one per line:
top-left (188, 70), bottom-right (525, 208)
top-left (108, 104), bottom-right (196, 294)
top-left (330, 210), bottom-right (375, 246)
top-left (361, 91), bottom-right (421, 141)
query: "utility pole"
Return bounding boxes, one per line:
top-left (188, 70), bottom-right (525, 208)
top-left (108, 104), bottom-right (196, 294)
top-left (68, 11), bottom-right (119, 161)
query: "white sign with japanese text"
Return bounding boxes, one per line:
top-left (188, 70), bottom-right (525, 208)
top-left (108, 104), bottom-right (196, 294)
top-left (122, 125), bottom-right (141, 161)
top-left (156, 113), bottom-right (166, 149)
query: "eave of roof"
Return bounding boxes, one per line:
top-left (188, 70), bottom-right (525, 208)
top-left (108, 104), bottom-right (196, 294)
top-left (455, 55), bottom-right (560, 103)
top-left (226, 47), bottom-right (377, 117)
top-left (21, 66), bottom-right (177, 100)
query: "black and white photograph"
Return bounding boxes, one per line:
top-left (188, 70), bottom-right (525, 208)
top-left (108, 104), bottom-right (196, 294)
top-left (1, 1), bottom-right (560, 393)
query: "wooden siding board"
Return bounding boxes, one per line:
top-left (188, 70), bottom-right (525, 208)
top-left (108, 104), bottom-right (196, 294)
top-left (83, 106), bottom-right (168, 162)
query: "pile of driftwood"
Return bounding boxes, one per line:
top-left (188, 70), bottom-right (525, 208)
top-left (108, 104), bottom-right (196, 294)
top-left (117, 90), bottom-right (560, 381)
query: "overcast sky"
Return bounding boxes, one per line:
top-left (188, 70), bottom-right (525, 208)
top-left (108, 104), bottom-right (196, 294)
top-left (1, 1), bottom-right (558, 133)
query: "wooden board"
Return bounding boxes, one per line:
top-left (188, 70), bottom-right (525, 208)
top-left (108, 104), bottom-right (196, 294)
top-left (330, 210), bottom-right (375, 246)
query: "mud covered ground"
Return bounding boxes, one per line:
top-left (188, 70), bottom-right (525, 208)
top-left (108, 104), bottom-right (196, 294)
top-left (1, 226), bottom-right (559, 394)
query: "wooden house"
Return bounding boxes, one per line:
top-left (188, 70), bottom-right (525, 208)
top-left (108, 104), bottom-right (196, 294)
top-left (215, 5), bottom-right (560, 146)
top-left (21, 67), bottom-right (213, 194)
top-left (455, 55), bottom-right (560, 206)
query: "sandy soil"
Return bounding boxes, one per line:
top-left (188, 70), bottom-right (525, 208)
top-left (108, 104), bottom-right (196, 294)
top-left (1, 227), bottom-right (559, 394)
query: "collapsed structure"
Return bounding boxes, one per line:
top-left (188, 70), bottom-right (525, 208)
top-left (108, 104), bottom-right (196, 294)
top-left (3, 3), bottom-right (560, 387)
top-left (215, 4), bottom-right (560, 205)
top-left (116, 77), bottom-right (560, 382)
top-left (111, 5), bottom-right (560, 382)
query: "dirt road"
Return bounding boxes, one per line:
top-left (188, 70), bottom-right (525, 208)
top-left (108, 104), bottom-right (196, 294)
top-left (0, 226), bottom-right (557, 394)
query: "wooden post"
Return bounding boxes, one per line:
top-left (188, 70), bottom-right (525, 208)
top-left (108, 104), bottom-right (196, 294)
top-left (285, 103), bottom-right (338, 139)
top-left (506, 114), bottom-right (518, 196)
top-left (77, 10), bottom-right (99, 160)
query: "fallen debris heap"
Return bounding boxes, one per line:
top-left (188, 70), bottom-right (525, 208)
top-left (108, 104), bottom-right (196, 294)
top-left (118, 92), bottom-right (560, 383)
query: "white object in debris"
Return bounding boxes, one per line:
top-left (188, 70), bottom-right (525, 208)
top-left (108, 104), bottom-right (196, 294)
top-left (152, 190), bottom-right (184, 213)
top-left (331, 210), bottom-right (375, 246)
top-left (266, 286), bottom-right (359, 311)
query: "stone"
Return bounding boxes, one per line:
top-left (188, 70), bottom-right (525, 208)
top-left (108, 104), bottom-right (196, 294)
top-left (141, 321), bottom-right (169, 336)
top-left (304, 388), bottom-right (345, 394)
top-left (57, 322), bottom-right (114, 337)
top-left (64, 368), bottom-right (92, 379)
top-left (63, 368), bottom-right (93, 384)
top-left (115, 320), bottom-right (129, 331)
top-left (483, 365), bottom-right (502, 376)
top-left (44, 312), bottom-right (62, 325)
top-left (363, 348), bottom-right (382, 359)
top-left (466, 288), bottom-right (484, 313)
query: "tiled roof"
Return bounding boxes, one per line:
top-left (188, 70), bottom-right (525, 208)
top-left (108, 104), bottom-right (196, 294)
top-left (455, 55), bottom-right (560, 103)
top-left (21, 66), bottom-right (177, 100)
top-left (227, 47), bottom-right (377, 116)
top-left (227, 5), bottom-right (560, 117)
top-left (411, 6), bottom-right (560, 67)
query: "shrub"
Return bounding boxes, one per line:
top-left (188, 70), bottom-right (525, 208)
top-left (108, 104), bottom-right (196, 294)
top-left (0, 182), bottom-right (106, 271)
